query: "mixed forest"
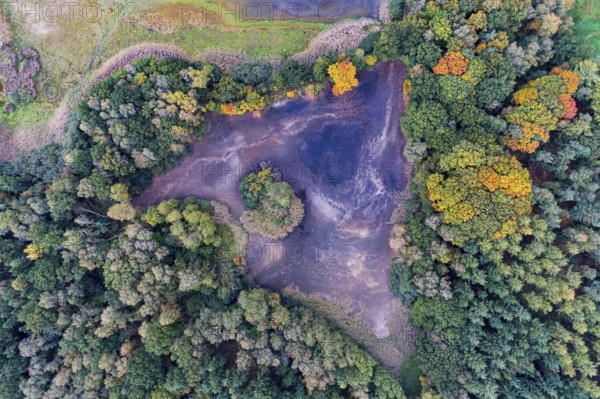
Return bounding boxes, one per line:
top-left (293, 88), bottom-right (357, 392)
top-left (0, 40), bottom-right (401, 399)
top-left (377, 0), bottom-right (600, 397)
top-left (0, 0), bottom-right (599, 398)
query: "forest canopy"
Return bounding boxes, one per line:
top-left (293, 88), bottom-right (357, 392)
top-left (1, 0), bottom-right (600, 398)
top-left (376, 0), bottom-right (600, 397)
top-left (0, 52), bottom-right (403, 398)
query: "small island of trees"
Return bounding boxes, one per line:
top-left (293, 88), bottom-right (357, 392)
top-left (239, 165), bottom-right (305, 240)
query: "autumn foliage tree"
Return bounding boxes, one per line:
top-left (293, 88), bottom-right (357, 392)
top-left (550, 67), bottom-right (580, 95)
top-left (426, 141), bottom-right (533, 246)
top-left (432, 51), bottom-right (469, 76)
top-left (328, 58), bottom-right (359, 96)
top-left (503, 67), bottom-right (580, 153)
top-left (220, 91), bottom-right (265, 116)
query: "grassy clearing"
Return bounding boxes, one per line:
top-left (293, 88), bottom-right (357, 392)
top-left (571, 0), bottom-right (600, 57)
top-left (0, 0), bottom-right (323, 133)
top-left (0, 100), bottom-right (54, 130)
top-left (0, 0), bottom-right (104, 128)
top-left (103, 21), bottom-right (322, 62)
top-left (4, 0), bottom-right (103, 94)
top-left (99, 1), bottom-right (323, 63)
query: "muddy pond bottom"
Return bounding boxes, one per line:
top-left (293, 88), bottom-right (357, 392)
top-left (136, 62), bottom-right (409, 337)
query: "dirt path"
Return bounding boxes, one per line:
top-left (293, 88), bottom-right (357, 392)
top-left (136, 61), bottom-right (414, 342)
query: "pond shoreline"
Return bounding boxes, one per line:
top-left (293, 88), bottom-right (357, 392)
top-left (136, 61), bottom-right (412, 340)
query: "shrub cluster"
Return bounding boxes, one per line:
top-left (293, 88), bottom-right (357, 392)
top-left (0, 45), bottom-right (41, 106)
top-left (239, 166), bottom-right (304, 240)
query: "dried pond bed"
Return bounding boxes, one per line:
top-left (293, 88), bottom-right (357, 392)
top-left (136, 61), bottom-right (413, 339)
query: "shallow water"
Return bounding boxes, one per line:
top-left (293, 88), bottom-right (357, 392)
top-left (300, 121), bottom-right (362, 186)
top-left (227, 0), bottom-right (379, 22)
top-left (136, 61), bottom-right (409, 337)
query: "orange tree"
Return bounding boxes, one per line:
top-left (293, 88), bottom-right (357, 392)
top-left (426, 141), bottom-right (533, 246)
top-left (432, 51), bottom-right (469, 76)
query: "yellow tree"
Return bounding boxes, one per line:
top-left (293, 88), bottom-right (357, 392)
top-left (328, 58), bottom-right (359, 96)
top-left (427, 141), bottom-right (533, 245)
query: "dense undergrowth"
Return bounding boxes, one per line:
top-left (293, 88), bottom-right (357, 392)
top-left (375, 0), bottom-right (600, 397)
